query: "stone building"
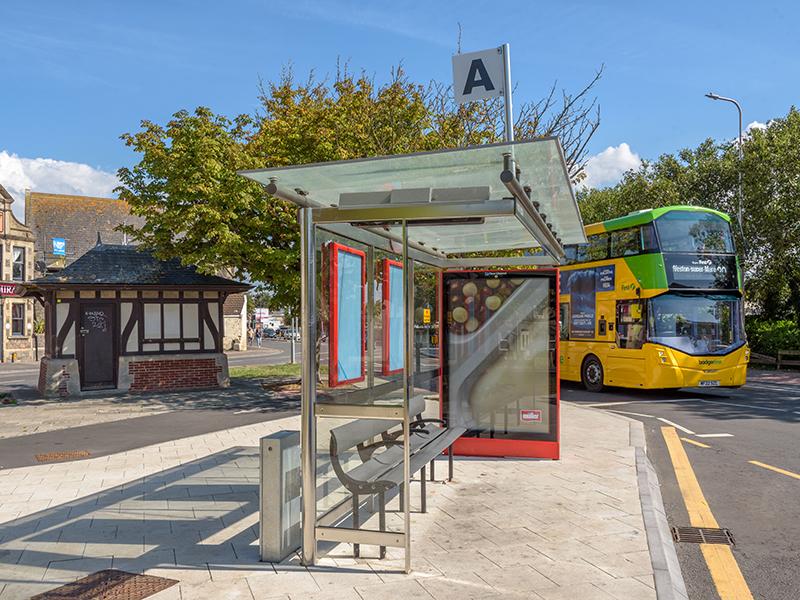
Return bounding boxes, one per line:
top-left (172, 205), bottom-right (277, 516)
top-left (32, 244), bottom-right (249, 397)
top-left (0, 185), bottom-right (36, 362)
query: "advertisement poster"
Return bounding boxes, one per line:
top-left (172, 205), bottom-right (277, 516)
top-left (381, 259), bottom-right (404, 375)
top-left (444, 272), bottom-right (557, 442)
top-left (562, 265), bottom-right (616, 338)
top-left (328, 242), bottom-right (366, 387)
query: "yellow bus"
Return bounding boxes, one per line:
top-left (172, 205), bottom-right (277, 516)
top-left (559, 206), bottom-right (749, 391)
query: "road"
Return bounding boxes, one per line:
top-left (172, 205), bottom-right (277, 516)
top-left (0, 340), bottom-right (297, 394)
top-left (565, 372), bottom-right (800, 600)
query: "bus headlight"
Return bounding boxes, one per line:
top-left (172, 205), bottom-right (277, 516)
top-left (744, 348), bottom-right (750, 362)
top-left (657, 349), bottom-right (668, 364)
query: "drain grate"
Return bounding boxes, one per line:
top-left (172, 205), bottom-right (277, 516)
top-left (672, 526), bottom-right (735, 545)
top-left (32, 569), bottom-right (178, 599)
top-left (35, 450), bottom-right (91, 463)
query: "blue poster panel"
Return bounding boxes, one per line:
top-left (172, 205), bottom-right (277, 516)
top-left (328, 243), bottom-right (365, 386)
top-left (382, 259), bottom-right (404, 374)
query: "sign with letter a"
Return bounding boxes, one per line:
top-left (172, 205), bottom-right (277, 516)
top-left (452, 47), bottom-right (505, 104)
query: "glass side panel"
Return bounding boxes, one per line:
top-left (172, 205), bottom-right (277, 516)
top-left (241, 138), bottom-right (586, 247)
top-left (442, 271), bottom-right (558, 440)
top-left (313, 226), bottom-right (408, 547)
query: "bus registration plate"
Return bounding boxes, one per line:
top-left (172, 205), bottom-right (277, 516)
top-left (699, 380), bottom-right (720, 387)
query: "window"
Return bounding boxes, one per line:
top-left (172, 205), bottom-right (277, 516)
top-left (610, 228), bottom-right (640, 257)
top-left (12, 247), bottom-right (25, 281)
top-left (587, 233), bottom-right (609, 261)
top-left (641, 223), bottom-right (658, 252)
top-left (654, 211), bottom-right (735, 254)
top-left (11, 303), bottom-right (25, 336)
top-left (647, 293), bottom-right (743, 355)
top-left (616, 300), bottom-right (645, 350)
top-left (559, 303), bottom-right (569, 340)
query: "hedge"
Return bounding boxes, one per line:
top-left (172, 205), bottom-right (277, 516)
top-left (745, 319), bottom-right (800, 357)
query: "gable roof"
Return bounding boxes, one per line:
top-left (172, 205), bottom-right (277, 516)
top-left (33, 244), bottom-right (250, 290)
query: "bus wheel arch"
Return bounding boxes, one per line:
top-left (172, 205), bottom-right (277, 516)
top-left (581, 354), bottom-right (605, 392)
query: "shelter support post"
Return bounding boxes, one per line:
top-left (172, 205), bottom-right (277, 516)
top-left (402, 219), bottom-right (413, 573)
top-left (300, 208), bottom-right (317, 565)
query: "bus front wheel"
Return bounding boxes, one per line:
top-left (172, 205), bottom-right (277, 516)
top-left (581, 355), bottom-right (605, 392)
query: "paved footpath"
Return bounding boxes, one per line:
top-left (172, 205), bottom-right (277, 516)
top-left (0, 404), bottom-right (682, 600)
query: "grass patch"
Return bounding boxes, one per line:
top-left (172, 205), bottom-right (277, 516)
top-left (230, 363), bottom-right (302, 379)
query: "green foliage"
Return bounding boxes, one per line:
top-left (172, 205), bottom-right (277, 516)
top-left (745, 319), bottom-right (800, 356)
top-left (118, 65), bottom-right (602, 313)
top-left (579, 107), bottom-right (800, 324)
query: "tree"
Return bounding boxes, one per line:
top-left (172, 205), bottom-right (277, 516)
top-left (578, 107), bottom-right (800, 325)
top-left (118, 65), bottom-right (603, 312)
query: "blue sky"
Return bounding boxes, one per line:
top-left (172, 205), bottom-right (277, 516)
top-left (1, 1), bottom-right (798, 214)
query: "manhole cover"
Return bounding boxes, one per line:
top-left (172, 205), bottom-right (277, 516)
top-left (35, 450), bottom-right (91, 463)
top-left (672, 526), bottom-right (735, 545)
top-left (32, 569), bottom-right (178, 599)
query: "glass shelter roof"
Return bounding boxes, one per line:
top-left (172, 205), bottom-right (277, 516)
top-left (240, 138), bottom-right (587, 260)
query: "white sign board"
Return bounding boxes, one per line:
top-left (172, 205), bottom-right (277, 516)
top-left (452, 47), bottom-right (505, 104)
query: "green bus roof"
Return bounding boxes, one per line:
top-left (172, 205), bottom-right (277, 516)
top-left (595, 205), bottom-right (732, 233)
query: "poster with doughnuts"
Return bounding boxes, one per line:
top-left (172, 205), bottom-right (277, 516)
top-left (446, 276), bottom-right (527, 335)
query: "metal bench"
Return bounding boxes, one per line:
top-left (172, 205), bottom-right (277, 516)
top-left (328, 397), bottom-right (465, 558)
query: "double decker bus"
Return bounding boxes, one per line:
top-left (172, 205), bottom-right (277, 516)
top-left (559, 206), bottom-right (749, 391)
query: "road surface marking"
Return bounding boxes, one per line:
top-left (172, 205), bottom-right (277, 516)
top-left (661, 427), bottom-right (754, 600)
top-left (657, 418), bottom-right (695, 435)
top-left (583, 398), bottom-right (704, 408)
top-left (583, 401), bottom-right (637, 407)
top-left (701, 400), bottom-right (787, 412)
top-left (681, 437), bottom-right (711, 448)
top-left (233, 408), bottom-right (264, 414)
top-left (748, 460), bottom-right (800, 481)
top-left (696, 433), bottom-right (734, 438)
top-left (610, 410), bottom-right (655, 418)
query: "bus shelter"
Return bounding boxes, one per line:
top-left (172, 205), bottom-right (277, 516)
top-left (241, 138), bottom-right (586, 572)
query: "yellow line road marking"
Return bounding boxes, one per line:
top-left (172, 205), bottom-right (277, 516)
top-left (661, 427), bottom-right (753, 600)
top-left (749, 460), bottom-right (800, 481)
top-left (681, 437), bottom-right (711, 448)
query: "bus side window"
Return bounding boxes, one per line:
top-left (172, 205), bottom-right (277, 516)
top-left (617, 300), bottom-right (645, 349)
top-left (641, 223), bottom-right (658, 252)
top-left (559, 303), bottom-right (569, 340)
top-left (610, 228), bottom-right (640, 257)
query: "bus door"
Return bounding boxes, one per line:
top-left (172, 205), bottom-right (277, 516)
top-left (607, 300), bottom-right (646, 386)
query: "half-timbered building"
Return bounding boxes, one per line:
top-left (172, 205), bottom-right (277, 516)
top-left (32, 244), bottom-right (249, 397)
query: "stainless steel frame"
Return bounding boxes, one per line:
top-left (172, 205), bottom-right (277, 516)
top-left (300, 207), bottom-right (317, 565)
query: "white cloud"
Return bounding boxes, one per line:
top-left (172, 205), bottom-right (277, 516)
top-left (0, 151), bottom-right (119, 221)
top-left (745, 120), bottom-right (767, 133)
top-left (581, 143), bottom-right (642, 190)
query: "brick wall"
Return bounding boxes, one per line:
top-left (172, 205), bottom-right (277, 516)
top-left (128, 358), bottom-right (221, 392)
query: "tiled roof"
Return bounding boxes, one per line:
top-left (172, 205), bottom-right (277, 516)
top-left (25, 192), bottom-right (145, 266)
top-left (223, 293), bottom-right (246, 315)
top-left (34, 245), bottom-right (250, 289)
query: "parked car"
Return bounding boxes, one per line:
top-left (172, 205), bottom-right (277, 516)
top-left (263, 328), bottom-right (277, 339)
top-left (279, 326), bottom-right (300, 340)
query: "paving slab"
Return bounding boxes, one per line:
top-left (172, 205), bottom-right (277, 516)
top-left (0, 403), bottom-right (677, 600)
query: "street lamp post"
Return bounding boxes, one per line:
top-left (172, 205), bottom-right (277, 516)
top-left (705, 92), bottom-right (744, 241)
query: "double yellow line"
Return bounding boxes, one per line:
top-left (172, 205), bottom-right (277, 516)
top-left (661, 427), bottom-right (754, 600)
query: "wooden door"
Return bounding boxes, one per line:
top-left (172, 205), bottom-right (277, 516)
top-left (78, 303), bottom-right (116, 389)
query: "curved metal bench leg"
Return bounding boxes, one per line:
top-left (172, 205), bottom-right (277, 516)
top-left (378, 491), bottom-right (386, 559)
top-left (421, 465), bottom-right (427, 513)
top-left (352, 493), bottom-right (360, 558)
